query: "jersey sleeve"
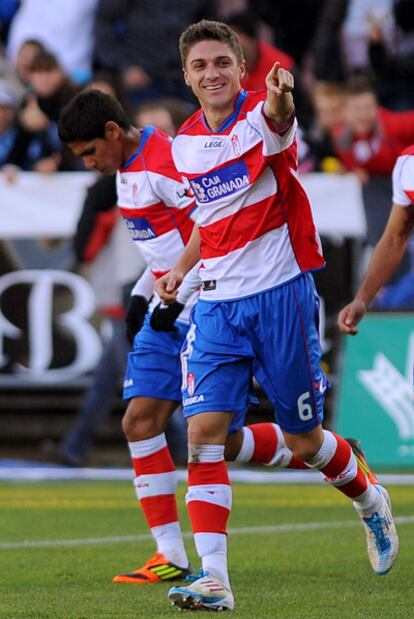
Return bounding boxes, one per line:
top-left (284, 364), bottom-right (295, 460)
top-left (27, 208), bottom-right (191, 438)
top-left (176, 261), bottom-right (201, 305)
top-left (131, 266), bottom-right (155, 300)
top-left (392, 155), bottom-right (414, 206)
top-left (148, 168), bottom-right (196, 212)
top-left (246, 99), bottom-right (297, 157)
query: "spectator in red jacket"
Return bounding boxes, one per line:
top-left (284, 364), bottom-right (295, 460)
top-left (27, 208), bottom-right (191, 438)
top-left (332, 74), bottom-right (414, 282)
top-left (332, 74), bottom-right (414, 183)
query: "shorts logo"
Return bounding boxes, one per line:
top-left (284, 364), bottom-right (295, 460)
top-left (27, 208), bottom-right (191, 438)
top-left (187, 372), bottom-right (195, 396)
top-left (124, 216), bottom-right (157, 241)
top-left (124, 378), bottom-right (133, 387)
top-left (190, 160), bottom-right (249, 204)
top-left (231, 134), bottom-right (241, 156)
top-left (183, 394), bottom-right (205, 406)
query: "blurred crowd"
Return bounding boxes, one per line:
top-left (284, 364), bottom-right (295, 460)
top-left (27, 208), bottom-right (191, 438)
top-left (1, 0), bottom-right (414, 342)
top-left (1, 0), bottom-right (414, 463)
top-left (0, 0), bottom-right (413, 177)
top-left (1, 0), bottom-right (414, 299)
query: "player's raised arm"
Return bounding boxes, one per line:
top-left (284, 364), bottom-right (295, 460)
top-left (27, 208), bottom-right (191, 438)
top-left (338, 203), bottom-right (414, 334)
top-left (263, 61), bottom-right (295, 126)
top-left (155, 224), bottom-right (201, 304)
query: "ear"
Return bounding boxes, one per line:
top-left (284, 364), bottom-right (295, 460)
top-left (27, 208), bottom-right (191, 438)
top-left (105, 120), bottom-right (121, 141)
top-left (183, 67), bottom-right (191, 87)
top-left (239, 60), bottom-right (246, 81)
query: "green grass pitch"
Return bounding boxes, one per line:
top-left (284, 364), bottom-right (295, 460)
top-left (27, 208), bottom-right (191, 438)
top-left (1, 481), bottom-right (413, 618)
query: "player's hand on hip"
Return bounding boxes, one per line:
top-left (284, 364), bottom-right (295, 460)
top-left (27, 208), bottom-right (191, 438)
top-left (155, 269), bottom-right (184, 304)
top-left (265, 62), bottom-right (294, 96)
top-left (337, 299), bottom-right (366, 335)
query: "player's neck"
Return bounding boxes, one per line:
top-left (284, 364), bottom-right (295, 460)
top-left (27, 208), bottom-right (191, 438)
top-left (123, 127), bottom-right (141, 162)
top-left (203, 101), bottom-right (235, 133)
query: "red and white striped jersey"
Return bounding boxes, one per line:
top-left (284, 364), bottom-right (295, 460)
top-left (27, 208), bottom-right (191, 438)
top-left (172, 90), bottom-right (325, 301)
top-left (116, 125), bottom-right (198, 320)
top-left (392, 145), bottom-right (414, 206)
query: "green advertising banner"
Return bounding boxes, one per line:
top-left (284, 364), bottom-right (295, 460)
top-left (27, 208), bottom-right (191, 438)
top-left (335, 313), bottom-right (414, 467)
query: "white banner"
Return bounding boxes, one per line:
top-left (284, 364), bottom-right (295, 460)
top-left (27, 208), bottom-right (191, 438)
top-left (0, 172), bottom-right (96, 238)
top-left (0, 171), bottom-right (366, 239)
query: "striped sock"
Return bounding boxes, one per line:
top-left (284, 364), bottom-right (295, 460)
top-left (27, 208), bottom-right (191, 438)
top-left (129, 434), bottom-right (188, 568)
top-left (236, 423), bottom-right (308, 469)
top-left (186, 444), bottom-right (231, 589)
top-left (306, 430), bottom-right (379, 507)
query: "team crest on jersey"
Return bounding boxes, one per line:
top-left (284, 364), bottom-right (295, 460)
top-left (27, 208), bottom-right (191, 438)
top-left (231, 134), bottom-right (241, 156)
top-left (187, 372), bottom-right (195, 396)
top-left (190, 160), bottom-right (249, 204)
top-left (124, 216), bottom-right (157, 240)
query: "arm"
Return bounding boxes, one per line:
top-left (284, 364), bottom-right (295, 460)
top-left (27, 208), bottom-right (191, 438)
top-left (125, 267), bottom-right (154, 343)
top-left (131, 266), bottom-right (155, 300)
top-left (154, 224), bottom-right (201, 304)
top-left (150, 262), bottom-right (201, 332)
top-left (338, 203), bottom-right (414, 334)
top-left (176, 262), bottom-right (201, 305)
top-left (263, 61), bottom-right (295, 127)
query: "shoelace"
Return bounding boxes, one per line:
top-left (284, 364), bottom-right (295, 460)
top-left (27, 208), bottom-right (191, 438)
top-left (365, 513), bottom-right (391, 552)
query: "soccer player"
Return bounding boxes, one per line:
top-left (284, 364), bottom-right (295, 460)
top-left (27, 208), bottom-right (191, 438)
top-left (338, 145), bottom-right (414, 331)
top-left (155, 21), bottom-right (399, 611)
top-left (57, 89), bottom-right (324, 587)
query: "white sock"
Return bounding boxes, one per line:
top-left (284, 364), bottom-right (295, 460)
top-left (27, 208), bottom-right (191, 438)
top-left (151, 522), bottom-right (189, 568)
top-left (194, 532), bottom-right (230, 589)
top-left (353, 484), bottom-right (383, 515)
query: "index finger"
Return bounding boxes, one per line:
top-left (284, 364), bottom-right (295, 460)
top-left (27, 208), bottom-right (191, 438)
top-left (268, 61), bottom-right (280, 80)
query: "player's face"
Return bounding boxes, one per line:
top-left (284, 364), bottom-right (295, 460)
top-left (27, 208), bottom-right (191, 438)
top-left (69, 122), bottom-right (123, 174)
top-left (183, 40), bottom-right (245, 113)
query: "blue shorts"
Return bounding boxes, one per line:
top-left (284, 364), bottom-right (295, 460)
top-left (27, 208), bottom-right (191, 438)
top-left (123, 314), bottom-right (189, 402)
top-left (181, 273), bottom-right (328, 434)
top-left (124, 315), bottom-right (248, 434)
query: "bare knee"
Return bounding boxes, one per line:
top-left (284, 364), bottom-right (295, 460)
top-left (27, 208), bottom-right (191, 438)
top-left (122, 398), bottom-right (171, 441)
top-left (187, 412), bottom-right (231, 447)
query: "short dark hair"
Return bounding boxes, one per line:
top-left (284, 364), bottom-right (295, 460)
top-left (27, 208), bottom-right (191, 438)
top-left (344, 73), bottom-right (376, 97)
top-left (30, 50), bottom-right (60, 73)
top-left (179, 20), bottom-right (244, 67)
top-left (58, 89), bottom-right (131, 143)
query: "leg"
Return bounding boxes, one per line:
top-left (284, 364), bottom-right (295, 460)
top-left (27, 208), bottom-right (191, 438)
top-left (169, 300), bottom-right (253, 611)
top-left (113, 318), bottom-right (191, 584)
top-left (225, 424), bottom-right (307, 469)
top-left (254, 275), bottom-right (398, 575)
top-left (284, 425), bottom-right (398, 575)
top-left (169, 411), bottom-right (235, 611)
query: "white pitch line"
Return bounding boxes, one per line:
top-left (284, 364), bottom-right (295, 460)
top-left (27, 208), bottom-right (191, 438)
top-left (1, 515), bottom-right (414, 550)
